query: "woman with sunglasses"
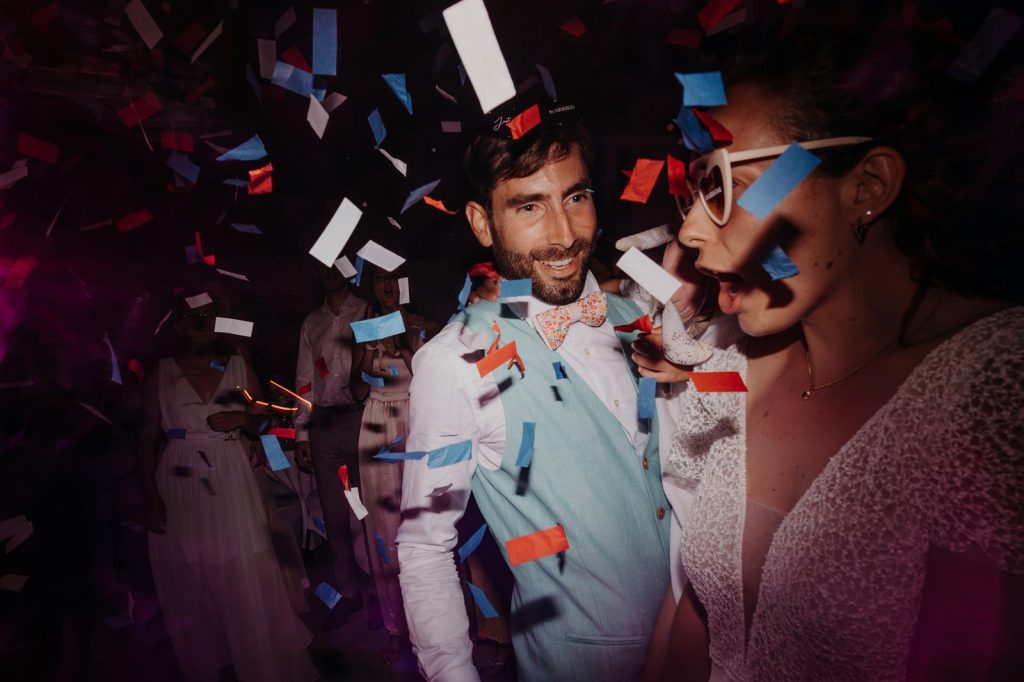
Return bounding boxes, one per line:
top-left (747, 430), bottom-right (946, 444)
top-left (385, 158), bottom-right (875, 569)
top-left (640, 21), bottom-right (1023, 682)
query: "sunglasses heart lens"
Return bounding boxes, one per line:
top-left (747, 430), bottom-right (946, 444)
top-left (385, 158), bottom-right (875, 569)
top-left (699, 165), bottom-right (726, 221)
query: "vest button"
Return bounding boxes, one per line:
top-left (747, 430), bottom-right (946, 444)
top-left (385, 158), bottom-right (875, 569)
top-left (657, 507), bottom-right (666, 520)
top-left (642, 456), bottom-right (650, 470)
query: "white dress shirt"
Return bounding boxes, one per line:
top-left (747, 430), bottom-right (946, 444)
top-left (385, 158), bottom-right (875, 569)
top-left (294, 294), bottom-right (366, 441)
top-left (397, 273), bottom-right (650, 682)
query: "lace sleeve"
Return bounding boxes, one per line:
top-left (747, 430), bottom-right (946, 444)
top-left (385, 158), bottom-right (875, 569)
top-left (915, 310), bottom-right (1024, 574)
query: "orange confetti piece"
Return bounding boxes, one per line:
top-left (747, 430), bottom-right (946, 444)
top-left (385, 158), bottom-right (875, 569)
top-left (667, 154), bottom-right (688, 197)
top-left (613, 315), bottom-right (653, 334)
top-left (476, 340), bottom-right (523, 378)
top-left (620, 159), bottom-right (665, 203)
top-left (115, 209), bottom-right (153, 233)
top-left (117, 92), bottom-right (162, 128)
top-left (423, 195), bottom-right (457, 214)
top-left (16, 134), bottom-right (58, 164)
top-left (688, 371), bottom-right (747, 392)
top-left (506, 104), bottom-right (541, 140)
top-left (691, 109), bottom-right (733, 144)
top-left (248, 163), bottom-right (273, 195)
top-left (506, 525), bottom-right (569, 566)
top-left (194, 231), bottom-right (215, 266)
top-left (337, 464), bottom-right (350, 491)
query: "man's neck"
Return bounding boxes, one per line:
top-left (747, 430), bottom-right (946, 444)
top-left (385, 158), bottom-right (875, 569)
top-left (325, 288), bottom-right (350, 313)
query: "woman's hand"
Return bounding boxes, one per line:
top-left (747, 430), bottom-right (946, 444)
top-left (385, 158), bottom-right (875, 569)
top-left (632, 328), bottom-right (691, 384)
top-left (468, 277), bottom-right (500, 304)
top-left (206, 410), bottom-right (247, 432)
top-left (144, 492), bottom-right (167, 534)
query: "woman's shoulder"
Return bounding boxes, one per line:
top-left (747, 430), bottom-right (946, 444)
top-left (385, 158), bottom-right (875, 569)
top-left (924, 305), bottom-right (1024, 392)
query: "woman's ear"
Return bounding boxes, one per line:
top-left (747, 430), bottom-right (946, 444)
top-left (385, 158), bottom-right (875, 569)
top-left (466, 201), bottom-right (494, 247)
top-left (843, 145), bottom-right (906, 225)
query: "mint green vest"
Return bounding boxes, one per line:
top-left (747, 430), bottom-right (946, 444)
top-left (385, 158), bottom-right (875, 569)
top-left (456, 294), bottom-right (670, 681)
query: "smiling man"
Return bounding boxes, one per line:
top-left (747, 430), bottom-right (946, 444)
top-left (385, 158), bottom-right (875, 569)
top-left (397, 105), bottom-right (672, 681)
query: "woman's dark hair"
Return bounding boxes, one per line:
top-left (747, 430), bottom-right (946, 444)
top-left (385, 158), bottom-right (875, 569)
top-left (464, 119), bottom-right (595, 215)
top-left (724, 12), bottom-right (1023, 302)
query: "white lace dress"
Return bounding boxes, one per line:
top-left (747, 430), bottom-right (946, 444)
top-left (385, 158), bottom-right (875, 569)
top-left (662, 307), bottom-right (1024, 681)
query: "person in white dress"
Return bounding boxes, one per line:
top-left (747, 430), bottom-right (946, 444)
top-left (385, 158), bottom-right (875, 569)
top-left (637, 20), bottom-right (1024, 682)
top-left (137, 296), bottom-right (317, 682)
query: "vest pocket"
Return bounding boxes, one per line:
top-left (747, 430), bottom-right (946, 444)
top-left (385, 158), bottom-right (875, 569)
top-left (564, 633), bottom-right (647, 647)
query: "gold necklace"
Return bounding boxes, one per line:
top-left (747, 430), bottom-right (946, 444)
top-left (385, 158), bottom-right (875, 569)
top-left (801, 341), bottom-right (899, 400)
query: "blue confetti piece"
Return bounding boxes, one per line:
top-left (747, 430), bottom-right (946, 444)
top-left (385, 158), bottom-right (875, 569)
top-left (271, 61), bottom-right (321, 99)
top-left (368, 108), bottom-right (387, 147)
top-left (311, 8), bottom-right (337, 76)
top-left (375, 534), bottom-right (391, 565)
top-left (674, 104), bottom-right (714, 152)
top-left (388, 365), bottom-right (400, 377)
top-left (184, 245), bottom-right (200, 264)
top-left (458, 523), bottom-right (489, 562)
top-left (457, 63), bottom-right (467, 85)
top-left (382, 73), bottom-right (413, 115)
top-left (166, 151), bottom-right (200, 183)
top-left (375, 450), bottom-right (427, 462)
top-left (351, 310), bottom-right (406, 343)
top-left (216, 134), bottom-right (267, 162)
top-left (166, 428), bottom-right (186, 439)
top-left (457, 274), bottom-right (472, 310)
top-left (312, 514), bottom-right (326, 534)
top-left (499, 279), bottom-right (532, 299)
top-left (759, 244), bottom-right (800, 281)
top-left (209, 359), bottom-right (226, 372)
top-left (676, 71), bottom-right (727, 107)
top-left (401, 178), bottom-right (441, 213)
top-left (515, 422), bottom-right (536, 468)
top-left (314, 582), bottom-right (342, 609)
top-left (552, 362), bottom-right (567, 380)
top-left (467, 581), bottom-right (498, 618)
top-left (536, 63), bottom-right (557, 100)
top-left (638, 377), bottom-right (656, 420)
top-left (351, 256), bottom-right (364, 287)
top-left (736, 144), bottom-right (821, 220)
top-left (361, 371), bottom-right (384, 388)
top-left (260, 435), bottom-right (291, 472)
top-left (223, 179), bottom-right (249, 188)
top-left (427, 439), bottom-right (472, 469)
top-left (230, 223), bottom-right (261, 234)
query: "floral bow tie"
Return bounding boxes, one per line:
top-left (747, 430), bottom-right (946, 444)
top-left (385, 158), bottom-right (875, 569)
top-left (533, 291), bottom-right (608, 351)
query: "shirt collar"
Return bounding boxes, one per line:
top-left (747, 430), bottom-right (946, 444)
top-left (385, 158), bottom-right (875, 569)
top-left (500, 271), bottom-right (600, 325)
top-left (321, 293), bottom-right (365, 319)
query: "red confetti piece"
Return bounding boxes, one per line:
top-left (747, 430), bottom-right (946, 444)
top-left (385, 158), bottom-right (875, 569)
top-left (506, 104), bottom-right (541, 140)
top-left (476, 340), bottom-right (524, 378)
top-left (115, 209), bottom-right (153, 233)
top-left (506, 525), bottom-right (569, 566)
top-left (423, 195), bottom-right (457, 214)
top-left (667, 154), bottom-right (689, 198)
top-left (468, 261), bottom-right (498, 279)
top-left (117, 93), bottom-right (162, 128)
top-left (127, 358), bottom-right (145, 382)
top-left (4, 255), bottom-right (36, 290)
top-left (688, 371), bottom-right (747, 392)
top-left (16, 134), bottom-right (59, 164)
top-left (691, 109), bottom-right (733, 144)
top-left (620, 159), bottom-right (665, 203)
top-left (160, 130), bottom-right (194, 152)
top-left (337, 464), bottom-right (350, 491)
top-left (248, 163), bottom-right (273, 195)
top-left (665, 27), bottom-right (702, 49)
top-left (316, 356), bottom-right (329, 378)
top-left (280, 46), bottom-right (312, 73)
top-left (268, 427), bottom-right (296, 440)
top-left (560, 17), bottom-right (587, 38)
top-left (697, 0), bottom-right (743, 33)
top-left (296, 383), bottom-right (312, 396)
top-left (194, 231), bottom-right (216, 266)
top-left (184, 77), bottom-right (216, 105)
top-left (613, 315), bottom-right (653, 334)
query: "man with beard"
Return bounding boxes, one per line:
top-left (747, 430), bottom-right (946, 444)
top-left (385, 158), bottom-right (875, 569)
top-left (294, 264), bottom-right (368, 627)
top-left (397, 107), bottom-right (671, 681)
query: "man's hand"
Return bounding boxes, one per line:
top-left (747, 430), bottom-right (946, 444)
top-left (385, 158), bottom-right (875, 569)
top-left (662, 240), bottom-right (715, 321)
top-left (206, 410), bottom-right (248, 432)
top-left (295, 440), bottom-right (313, 469)
top-left (632, 328), bottom-right (691, 384)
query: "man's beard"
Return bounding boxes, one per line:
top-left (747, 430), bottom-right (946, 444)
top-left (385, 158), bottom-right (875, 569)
top-left (491, 228), bottom-right (594, 306)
